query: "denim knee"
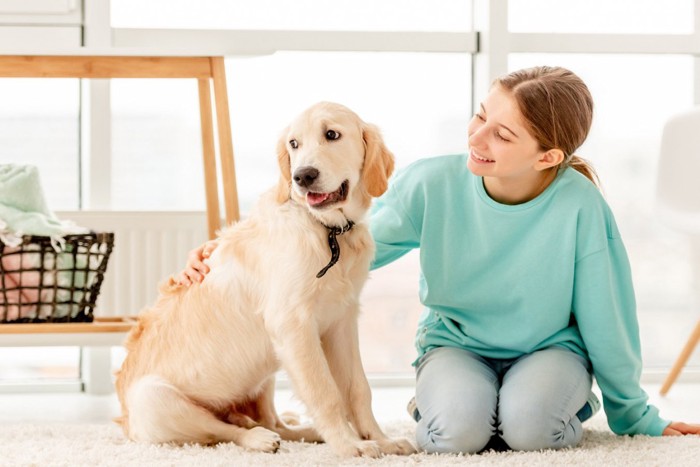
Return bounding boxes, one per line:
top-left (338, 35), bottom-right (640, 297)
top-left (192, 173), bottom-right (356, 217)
top-left (497, 347), bottom-right (591, 451)
top-left (416, 403), bottom-right (494, 454)
top-left (500, 408), bottom-right (584, 451)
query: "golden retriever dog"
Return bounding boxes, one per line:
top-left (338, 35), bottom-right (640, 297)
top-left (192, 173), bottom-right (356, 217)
top-left (115, 102), bottom-right (416, 458)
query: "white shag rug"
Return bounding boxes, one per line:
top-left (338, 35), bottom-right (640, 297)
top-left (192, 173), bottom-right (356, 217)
top-left (1, 415), bottom-right (698, 466)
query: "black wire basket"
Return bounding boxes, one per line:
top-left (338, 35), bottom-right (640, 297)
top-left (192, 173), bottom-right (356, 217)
top-left (0, 232), bottom-right (114, 324)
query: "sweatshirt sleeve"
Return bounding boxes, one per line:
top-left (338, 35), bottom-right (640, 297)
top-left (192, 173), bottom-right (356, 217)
top-left (369, 176), bottom-right (421, 270)
top-left (572, 238), bottom-right (670, 436)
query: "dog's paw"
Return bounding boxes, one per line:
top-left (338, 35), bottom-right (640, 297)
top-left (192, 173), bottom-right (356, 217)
top-left (239, 426), bottom-right (281, 453)
top-left (377, 437), bottom-right (418, 455)
top-left (334, 440), bottom-right (382, 458)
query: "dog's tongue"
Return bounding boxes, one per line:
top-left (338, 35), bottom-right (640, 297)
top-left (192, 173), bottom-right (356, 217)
top-left (307, 192), bottom-right (330, 206)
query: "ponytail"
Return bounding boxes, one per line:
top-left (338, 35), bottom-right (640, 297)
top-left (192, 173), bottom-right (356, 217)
top-left (567, 155), bottom-right (600, 188)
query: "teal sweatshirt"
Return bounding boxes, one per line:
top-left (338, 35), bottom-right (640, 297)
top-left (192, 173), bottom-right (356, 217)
top-left (370, 154), bottom-right (670, 436)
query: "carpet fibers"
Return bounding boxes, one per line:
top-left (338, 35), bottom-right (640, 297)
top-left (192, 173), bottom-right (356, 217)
top-left (1, 415), bottom-right (698, 466)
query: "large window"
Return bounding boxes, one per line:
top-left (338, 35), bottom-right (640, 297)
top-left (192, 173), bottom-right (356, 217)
top-left (1, 0), bottom-right (699, 384)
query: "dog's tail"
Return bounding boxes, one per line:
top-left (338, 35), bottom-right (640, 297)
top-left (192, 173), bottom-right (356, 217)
top-left (113, 415), bottom-right (131, 439)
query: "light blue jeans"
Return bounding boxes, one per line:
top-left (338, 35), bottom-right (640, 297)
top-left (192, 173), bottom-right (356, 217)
top-left (415, 346), bottom-right (592, 454)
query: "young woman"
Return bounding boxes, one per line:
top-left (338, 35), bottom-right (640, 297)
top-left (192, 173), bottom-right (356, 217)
top-left (178, 66), bottom-right (700, 453)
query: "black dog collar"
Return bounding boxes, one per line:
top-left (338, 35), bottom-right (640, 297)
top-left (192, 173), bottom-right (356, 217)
top-left (317, 221), bottom-right (355, 278)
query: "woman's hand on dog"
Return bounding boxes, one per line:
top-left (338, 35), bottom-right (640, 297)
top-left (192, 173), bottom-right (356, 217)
top-left (177, 240), bottom-right (219, 285)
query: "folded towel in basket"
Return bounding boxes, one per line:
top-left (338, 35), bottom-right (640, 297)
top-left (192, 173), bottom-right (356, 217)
top-left (0, 164), bottom-right (88, 246)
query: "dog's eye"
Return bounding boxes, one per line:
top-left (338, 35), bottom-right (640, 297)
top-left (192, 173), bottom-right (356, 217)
top-left (325, 130), bottom-right (341, 141)
top-left (289, 139), bottom-right (298, 149)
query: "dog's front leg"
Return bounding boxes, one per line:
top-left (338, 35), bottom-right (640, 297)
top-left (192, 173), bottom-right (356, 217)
top-left (323, 315), bottom-right (417, 455)
top-left (254, 376), bottom-right (323, 443)
top-left (272, 317), bottom-right (382, 458)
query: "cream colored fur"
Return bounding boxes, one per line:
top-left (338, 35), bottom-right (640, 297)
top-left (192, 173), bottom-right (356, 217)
top-left (115, 102), bottom-right (416, 458)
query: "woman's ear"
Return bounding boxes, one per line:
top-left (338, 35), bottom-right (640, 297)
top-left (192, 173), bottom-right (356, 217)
top-left (536, 148), bottom-right (565, 171)
top-left (362, 123), bottom-right (395, 197)
top-left (275, 128), bottom-right (292, 204)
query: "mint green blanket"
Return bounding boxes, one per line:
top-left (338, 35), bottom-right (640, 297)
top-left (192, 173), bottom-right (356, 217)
top-left (0, 163), bottom-right (88, 240)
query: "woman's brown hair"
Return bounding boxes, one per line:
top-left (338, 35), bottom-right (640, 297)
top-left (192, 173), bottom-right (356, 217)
top-left (495, 66), bottom-right (600, 186)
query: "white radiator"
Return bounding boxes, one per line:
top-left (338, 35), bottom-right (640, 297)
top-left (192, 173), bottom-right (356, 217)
top-left (56, 211), bottom-right (209, 317)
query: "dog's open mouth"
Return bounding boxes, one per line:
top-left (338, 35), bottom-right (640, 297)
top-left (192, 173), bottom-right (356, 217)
top-left (306, 180), bottom-right (349, 208)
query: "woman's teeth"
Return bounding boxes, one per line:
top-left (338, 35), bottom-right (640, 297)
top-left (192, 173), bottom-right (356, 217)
top-left (473, 152), bottom-right (494, 162)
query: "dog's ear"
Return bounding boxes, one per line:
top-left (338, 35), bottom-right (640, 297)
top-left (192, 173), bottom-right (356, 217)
top-left (275, 128), bottom-right (292, 204)
top-left (362, 123), bottom-right (395, 197)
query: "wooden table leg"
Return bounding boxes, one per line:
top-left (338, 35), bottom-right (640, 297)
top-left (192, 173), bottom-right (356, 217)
top-left (198, 78), bottom-right (221, 239)
top-left (211, 57), bottom-right (240, 225)
top-left (660, 319), bottom-right (700, 395)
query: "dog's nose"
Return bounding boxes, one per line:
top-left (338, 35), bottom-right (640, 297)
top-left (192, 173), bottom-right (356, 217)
top-left (293, 166), bottom-right (320, 188)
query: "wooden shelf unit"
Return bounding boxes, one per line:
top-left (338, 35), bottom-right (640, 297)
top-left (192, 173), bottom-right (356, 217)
top-left (0, 54), bottom-right (240, 392)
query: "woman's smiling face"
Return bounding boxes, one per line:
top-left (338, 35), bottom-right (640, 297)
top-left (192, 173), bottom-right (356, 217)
top-left (466, 85), bottom-right (562, 204)
top-left (467, 85), bottom-right (544, 179)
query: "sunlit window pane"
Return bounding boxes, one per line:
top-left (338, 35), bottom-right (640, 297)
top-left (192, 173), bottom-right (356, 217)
top-left (0, 79), bottom-right (80, 211)
top-left (360, 250), bottom-right (422, 374)
top-left (226, 52), bottom-right (471, 212)
top-left (111, 79), bottom-right (205, 211)
top-left (508, 0), bottom-right (693, 34)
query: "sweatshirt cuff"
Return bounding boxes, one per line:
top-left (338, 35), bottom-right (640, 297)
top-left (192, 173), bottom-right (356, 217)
top-left (646, 416), bottom-right (672, 437)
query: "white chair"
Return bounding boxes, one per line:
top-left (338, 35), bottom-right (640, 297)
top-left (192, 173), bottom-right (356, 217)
top-left (656, 107), bottom-right (700, 395)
